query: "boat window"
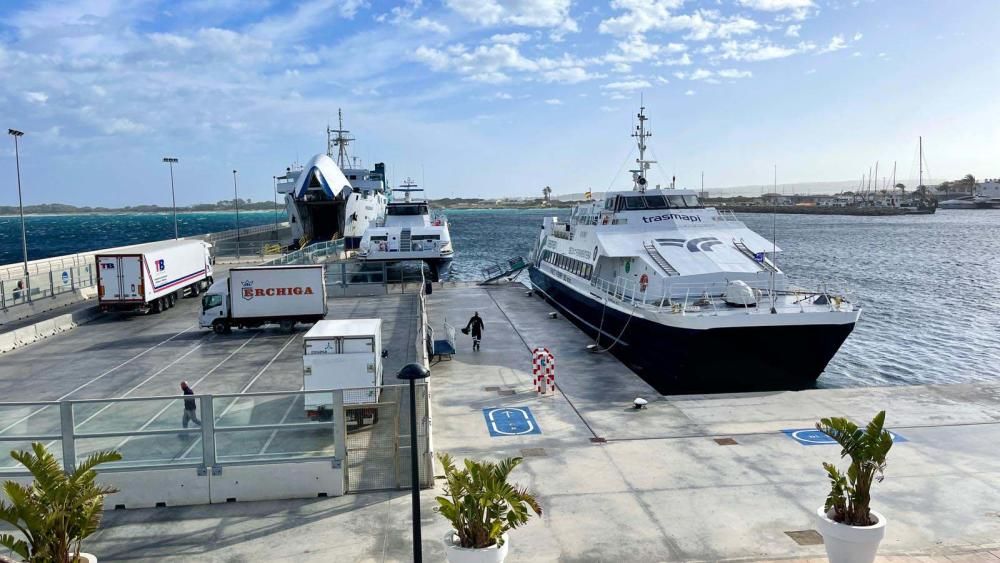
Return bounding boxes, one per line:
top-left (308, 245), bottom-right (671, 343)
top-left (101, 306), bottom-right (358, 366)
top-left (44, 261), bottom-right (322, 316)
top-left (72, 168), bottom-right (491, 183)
top-left (370, 235), bottom-right (388, 241)
top-left (643, 195), bottom-right (667, 209)
top-left (605, 197), bottom-right (615, 210)
top-left (666, 195), bottom-right (687, 208)
top-left (623, 197), bottom-right (647, 210)
top-left (683, 195), bottom-right (701, 208)
top-left (202, 294), bottom-right (223, 311)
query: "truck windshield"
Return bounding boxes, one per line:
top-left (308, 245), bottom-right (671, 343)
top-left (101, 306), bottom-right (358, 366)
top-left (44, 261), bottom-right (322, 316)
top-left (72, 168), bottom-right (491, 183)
top-left (202, 294), bottom-right (223, 311)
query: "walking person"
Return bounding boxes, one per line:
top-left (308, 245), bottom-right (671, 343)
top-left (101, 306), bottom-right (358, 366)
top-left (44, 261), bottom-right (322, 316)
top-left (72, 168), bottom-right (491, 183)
top-left (180, 381), bottom-right (201, 430)
top-left (464, 311), bottom-right (485, 351)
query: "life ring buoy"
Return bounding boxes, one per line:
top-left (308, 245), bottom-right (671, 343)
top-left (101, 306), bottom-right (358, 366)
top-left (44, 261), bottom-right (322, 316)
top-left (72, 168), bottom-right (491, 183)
top-left (639, 273), bottom-right (649, 292)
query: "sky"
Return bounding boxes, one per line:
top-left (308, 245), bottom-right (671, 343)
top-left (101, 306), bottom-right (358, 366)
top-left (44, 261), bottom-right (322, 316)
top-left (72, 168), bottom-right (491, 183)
top-left (0, 0), bottom-right (998, 207)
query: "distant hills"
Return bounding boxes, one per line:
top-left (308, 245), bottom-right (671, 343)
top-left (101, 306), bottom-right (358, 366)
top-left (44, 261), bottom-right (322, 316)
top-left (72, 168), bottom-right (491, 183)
top-left (0, 199), bottom-right (279, 216)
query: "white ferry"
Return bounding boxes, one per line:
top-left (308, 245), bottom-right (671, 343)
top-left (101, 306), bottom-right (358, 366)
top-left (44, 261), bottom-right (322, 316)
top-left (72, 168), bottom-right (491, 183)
top-left (357, 179), bottom-right (453, 280)
top-left (276, 110), bottom-right (388, 249)
top-left (528, 106), bottom-right (861, 392)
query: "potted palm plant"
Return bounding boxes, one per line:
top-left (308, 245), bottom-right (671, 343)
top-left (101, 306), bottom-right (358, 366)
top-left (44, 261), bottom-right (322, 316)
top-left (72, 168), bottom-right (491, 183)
top-left (435, 453), bottom-right (542, 563)
top-left (0, 442), bottom-right (121, 563)
top-left (814, 411), bottom-right (894, 563)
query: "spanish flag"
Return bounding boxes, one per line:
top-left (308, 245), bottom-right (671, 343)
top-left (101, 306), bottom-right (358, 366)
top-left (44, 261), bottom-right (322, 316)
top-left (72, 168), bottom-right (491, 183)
top-left (584, 190), bottom-right (592, 200)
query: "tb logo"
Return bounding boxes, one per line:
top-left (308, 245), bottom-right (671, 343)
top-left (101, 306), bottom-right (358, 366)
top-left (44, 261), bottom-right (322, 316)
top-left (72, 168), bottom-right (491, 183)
top-left (155, 259), bottom-right (166, 272)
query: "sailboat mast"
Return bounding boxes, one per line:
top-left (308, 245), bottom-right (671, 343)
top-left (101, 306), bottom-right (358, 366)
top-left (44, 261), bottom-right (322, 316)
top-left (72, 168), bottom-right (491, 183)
top-left (919, 136), bottom-right (923, 188)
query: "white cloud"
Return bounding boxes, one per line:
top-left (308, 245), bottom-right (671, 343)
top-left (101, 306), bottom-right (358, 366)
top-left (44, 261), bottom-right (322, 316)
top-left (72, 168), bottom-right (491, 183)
top-left (602, 79), bottom-right (652, 91)
top-left (659, 53), bottom-right (692, 66)
top-left (685, 89), bottom-right (695, 96)
top-left (149, 32), bottom-right (195, 50)
top-left (699, 44), bottom-right (716, 54)
top-left (852, 51), bottom-right (862, 57)
top-left (493, 92), bottom-right (513, 99)
top-left (613, 63), bottom-right (632, 73)
top-left (25, 91), bottom-right (48, 104)
top-left (737, 0), bottom-right (814, 11)
top-left (542, 67), bottom-right (602, 83)
top-left (689, 68), bottom-right (714, 80)
top-left (599, 2), bottom-right (758, 41)
top-left (673, 71), bottom-right (687, 79)
top-left (785, 24), bottom-right (801, 37)
top-left (853, 32), bottom-right (863, 41)
top-left (412, 17), bottom-right (449, 34)
top-left (545, 98), bottom-right (563, 105)
top-left (490, 33), bottom-right (531, 44)
top-left (717, 68), bottom-right (752, 78)
top-left (445, 0), bottom-right (577, 32)
top-left (102, 117), bottom-right (146, 135)
top-left (600, 105), bottom-right (619, 112)
top-left (718, 39), bottom-right (815, 61)
top-left (655, 75), bottom-right (670, 84)
top-left (817, 34), bottom-right (847, 54)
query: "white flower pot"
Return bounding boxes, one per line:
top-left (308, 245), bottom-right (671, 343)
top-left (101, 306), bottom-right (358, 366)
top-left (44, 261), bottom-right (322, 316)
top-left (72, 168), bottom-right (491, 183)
top-left (815, 506), bottom-right (886, 563)
top-left (443, 531), bottom-right (509, 563)
top-left (71, 553), bottom-right (98, 563)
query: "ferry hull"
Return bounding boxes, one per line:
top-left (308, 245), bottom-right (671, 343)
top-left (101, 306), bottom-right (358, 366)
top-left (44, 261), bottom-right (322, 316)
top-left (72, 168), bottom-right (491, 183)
top-left (529, 268), bottom-right (855, 393)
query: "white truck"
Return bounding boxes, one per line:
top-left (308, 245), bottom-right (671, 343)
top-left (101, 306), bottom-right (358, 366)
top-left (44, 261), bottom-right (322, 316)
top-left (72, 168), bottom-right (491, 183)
top-left (199, 264), bottom-right (327, 334)
top-left (97, 240), bottom-right (213, 314)
top-left (302, 319), bottom-right (383, 425)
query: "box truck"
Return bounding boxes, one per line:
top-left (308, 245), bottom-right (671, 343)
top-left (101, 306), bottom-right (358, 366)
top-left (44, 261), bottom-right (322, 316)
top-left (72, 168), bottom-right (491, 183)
top-left (199, 264), bottom-right (327, 333)
top-left (97, 240), bottom-right (213, 314)
top-left (302, 319), bottom-right (383, 425)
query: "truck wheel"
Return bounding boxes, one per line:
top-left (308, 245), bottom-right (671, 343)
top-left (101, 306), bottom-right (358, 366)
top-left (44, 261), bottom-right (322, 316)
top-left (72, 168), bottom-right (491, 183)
top-left (152, 299), bottom-right (163, 314)
top-left (190, 283), bottom-right (200, 297)
top-left (167, 294), bottom-right (176, 308)
top-left (279, 320), bottom-right (295, 332)
top-left (213, 321), bottom-right (228, 335)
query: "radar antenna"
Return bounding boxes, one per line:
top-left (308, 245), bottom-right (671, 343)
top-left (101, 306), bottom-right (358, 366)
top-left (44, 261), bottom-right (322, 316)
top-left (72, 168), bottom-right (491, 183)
top-left (327, 108), bottom-right (355, 169)
top-left (630, 101), bottom-right (656, 192)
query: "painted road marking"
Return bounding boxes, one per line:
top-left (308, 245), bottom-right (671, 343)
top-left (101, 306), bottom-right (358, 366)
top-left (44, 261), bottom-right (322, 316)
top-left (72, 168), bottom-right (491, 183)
top-left (0, 324), bottom-right (199, 435)
top-left (483, 407), bottom-right (541, 437)
top-left (782, 428), bottom-right (907, 446)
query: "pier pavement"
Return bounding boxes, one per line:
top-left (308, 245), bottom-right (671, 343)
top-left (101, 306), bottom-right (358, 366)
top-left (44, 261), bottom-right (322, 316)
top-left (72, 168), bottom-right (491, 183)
top-left (3, 282), bottom-right (1000, 562)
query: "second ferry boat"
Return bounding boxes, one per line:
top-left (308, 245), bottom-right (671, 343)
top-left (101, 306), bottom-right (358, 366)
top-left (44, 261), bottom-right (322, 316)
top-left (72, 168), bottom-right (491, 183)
top-left (276, 110), bottom-right (388, 249)
top-left (529, 106), bottom-right (861, 392)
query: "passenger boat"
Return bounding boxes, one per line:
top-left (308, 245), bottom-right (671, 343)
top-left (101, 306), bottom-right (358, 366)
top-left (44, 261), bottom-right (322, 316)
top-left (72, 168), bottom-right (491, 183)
top-left (276, 110), bottom-right (388, 249)
top-left (528, 106), bottom-right (861, 392)
top-left (357, 179), bottom-right (453, 281)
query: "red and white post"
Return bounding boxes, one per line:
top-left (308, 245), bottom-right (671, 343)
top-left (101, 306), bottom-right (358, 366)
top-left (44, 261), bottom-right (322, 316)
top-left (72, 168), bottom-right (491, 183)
top-left (532, 347), bottom-right (556, 395)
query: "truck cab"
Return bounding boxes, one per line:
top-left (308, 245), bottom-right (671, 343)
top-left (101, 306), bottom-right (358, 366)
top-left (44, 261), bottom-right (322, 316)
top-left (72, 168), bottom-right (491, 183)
top-left (199, 279), bottom-right (230, 333)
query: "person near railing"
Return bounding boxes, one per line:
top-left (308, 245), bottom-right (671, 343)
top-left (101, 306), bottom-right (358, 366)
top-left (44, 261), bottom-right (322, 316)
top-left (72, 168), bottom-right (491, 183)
top-left (12, 280), bottom-right (24, 303)
top-left (462, 312), bottom-right (485, 351)
top-left (180, 381), bottom-right (202, 431)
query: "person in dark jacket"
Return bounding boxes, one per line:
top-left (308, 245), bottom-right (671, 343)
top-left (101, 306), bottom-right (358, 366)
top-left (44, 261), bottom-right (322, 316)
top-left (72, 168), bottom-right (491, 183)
top-left (465, 312), bottom-right (484, 351)
top-left (180, 381), bottom-right (201, 428)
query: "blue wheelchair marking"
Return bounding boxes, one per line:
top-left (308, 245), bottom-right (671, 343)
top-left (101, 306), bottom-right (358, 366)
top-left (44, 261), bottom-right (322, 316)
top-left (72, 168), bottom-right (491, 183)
top-left (782, 428), bottom-right (906, 446)
top-left (483, 407), bottom-right (541, 437)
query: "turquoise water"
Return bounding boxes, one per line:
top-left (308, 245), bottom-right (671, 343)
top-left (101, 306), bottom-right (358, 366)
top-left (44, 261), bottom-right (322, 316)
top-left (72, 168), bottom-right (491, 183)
top-left (0, 211), bottom-right (282, 263)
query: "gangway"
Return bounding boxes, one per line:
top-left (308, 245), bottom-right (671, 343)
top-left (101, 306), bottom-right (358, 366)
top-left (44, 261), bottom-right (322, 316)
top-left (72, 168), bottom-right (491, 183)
top-left (479, 256), bottom-right (529, 284)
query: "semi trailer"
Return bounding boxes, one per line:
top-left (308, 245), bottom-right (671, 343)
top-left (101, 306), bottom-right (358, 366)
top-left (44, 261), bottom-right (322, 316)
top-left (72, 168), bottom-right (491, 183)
top-left (97, 240), bottom-right (213, 314)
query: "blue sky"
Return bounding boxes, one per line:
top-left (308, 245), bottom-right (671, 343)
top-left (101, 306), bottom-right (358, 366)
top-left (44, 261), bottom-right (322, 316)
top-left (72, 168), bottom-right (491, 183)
top-left (0, 0), bottom-right (998, 207)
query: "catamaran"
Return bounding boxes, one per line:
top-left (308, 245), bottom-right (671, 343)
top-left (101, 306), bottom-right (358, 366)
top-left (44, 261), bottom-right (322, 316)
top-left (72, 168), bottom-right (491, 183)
top-left (528, 106), bottom-right (861, 392)
top-left (357, 179), bottom-right (453, 281)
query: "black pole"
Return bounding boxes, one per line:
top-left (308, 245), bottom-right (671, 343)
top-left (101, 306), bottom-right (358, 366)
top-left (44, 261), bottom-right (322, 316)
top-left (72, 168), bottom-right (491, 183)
top-left (232, 170), bottom-right (241, 258)
top-left (409, 377), bottom-right (422, 563)
top-left (273, 176), bottom-right (278, 230)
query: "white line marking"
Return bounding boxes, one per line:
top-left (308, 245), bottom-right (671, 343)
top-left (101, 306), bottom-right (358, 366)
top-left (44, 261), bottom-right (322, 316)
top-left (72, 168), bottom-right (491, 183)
top-left (178, 332), bottom-right (299, 460)
top-left (113, 333), bottom-right (261, 450)
top-left (0, 324), bottom-right (199, 435)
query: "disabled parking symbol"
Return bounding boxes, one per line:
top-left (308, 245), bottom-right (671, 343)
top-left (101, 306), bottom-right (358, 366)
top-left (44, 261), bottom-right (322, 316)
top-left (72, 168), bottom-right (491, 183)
top-left (782, 428), bottom-right (906, 446)
top-left (483, 407), bottom-right (541, 437)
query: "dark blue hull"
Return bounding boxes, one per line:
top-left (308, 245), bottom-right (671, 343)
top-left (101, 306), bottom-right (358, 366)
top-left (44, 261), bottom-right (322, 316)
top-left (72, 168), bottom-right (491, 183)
top-left (528, 267), bottom-right (855, 393)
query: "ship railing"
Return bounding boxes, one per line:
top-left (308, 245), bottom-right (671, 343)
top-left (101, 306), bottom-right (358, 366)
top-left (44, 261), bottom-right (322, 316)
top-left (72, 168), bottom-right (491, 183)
top-left (590, 276), bottom-right (856, 314)
top-left (551, 227), bottom-right (574, 240)
top-left (0, 263), bottom-right (97, 311)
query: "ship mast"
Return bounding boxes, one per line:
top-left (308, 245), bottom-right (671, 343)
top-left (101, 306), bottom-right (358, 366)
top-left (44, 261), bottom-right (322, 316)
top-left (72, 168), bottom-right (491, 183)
top-left (630, 104), bottom-right (656, 192)
top-left (327, 108), bottom-right (355, 169)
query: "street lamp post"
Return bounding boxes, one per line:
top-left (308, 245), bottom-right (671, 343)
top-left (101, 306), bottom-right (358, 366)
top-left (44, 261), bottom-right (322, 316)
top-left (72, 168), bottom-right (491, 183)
top-left (232, 169), bottom-right (241, 258)
top-left (8, 128), bottom-right (30, 301)
top-left (163, 157), bottom-right (179, 239)
top-left (272, 175), bottom-right (278, 230)
top-left (397, 363), bottom-right (431, 563)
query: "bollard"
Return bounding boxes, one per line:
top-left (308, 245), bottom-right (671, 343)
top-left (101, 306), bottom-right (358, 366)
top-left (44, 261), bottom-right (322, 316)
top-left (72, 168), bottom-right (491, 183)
top-left (532, 348), bottom-right (555, 395)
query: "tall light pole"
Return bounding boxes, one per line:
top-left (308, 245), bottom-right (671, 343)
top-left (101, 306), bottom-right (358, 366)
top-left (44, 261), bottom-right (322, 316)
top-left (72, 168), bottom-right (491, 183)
top-left (397, 363), bottom-right (431, 563)
top-left (272, 175), bottom-right (278, 230)
top-left (232, 169), bottom-right (241, 259)
top-left (8, 128), bottom-right (30, 299)
top-left (163, 157), bottom-right (179, 239)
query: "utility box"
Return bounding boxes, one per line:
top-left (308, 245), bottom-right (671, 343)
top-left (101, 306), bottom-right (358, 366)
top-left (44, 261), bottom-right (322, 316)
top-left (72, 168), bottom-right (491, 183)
top-left (302, 319), bottom-right (383, 423)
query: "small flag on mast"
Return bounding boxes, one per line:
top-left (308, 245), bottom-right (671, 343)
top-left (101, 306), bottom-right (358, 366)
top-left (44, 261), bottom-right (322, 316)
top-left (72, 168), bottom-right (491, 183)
top-left (584, 190), bottom-right (592, 200)
top-left (753, 252), bottom-right (765, 263)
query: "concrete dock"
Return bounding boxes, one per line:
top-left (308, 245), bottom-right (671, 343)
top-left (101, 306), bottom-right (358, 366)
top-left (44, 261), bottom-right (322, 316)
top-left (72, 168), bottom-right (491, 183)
top-left (3, 282), bottom-right (1000, 561)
